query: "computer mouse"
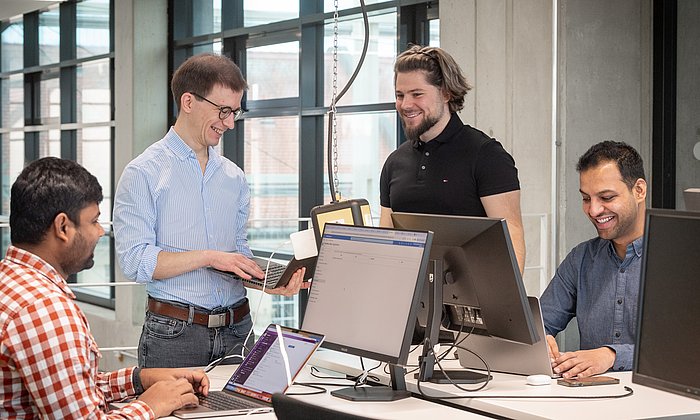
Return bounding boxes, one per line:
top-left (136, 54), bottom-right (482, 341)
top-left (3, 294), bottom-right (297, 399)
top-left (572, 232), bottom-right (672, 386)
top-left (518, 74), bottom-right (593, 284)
top-left (526, 374), bottom-right (552, 386)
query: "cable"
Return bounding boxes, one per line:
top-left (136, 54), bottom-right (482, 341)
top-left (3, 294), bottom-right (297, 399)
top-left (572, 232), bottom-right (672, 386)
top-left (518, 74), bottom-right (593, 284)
top-left (206, 240), bottom-right (292, 373)
top-left (276, 324), bottom-right (293, 387)
top-left (416, 383), bottom-right (635, 400)
top-left (326, 0), bottom-right (370, 202)
top-left (286, 382), bottom-right (328, 396)
top-left (415, 340), bottom-right (635, 400)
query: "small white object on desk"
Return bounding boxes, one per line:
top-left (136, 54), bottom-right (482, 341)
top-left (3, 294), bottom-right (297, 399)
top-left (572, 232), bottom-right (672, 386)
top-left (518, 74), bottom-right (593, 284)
top-left (525, 374), bottom-right (552, 386)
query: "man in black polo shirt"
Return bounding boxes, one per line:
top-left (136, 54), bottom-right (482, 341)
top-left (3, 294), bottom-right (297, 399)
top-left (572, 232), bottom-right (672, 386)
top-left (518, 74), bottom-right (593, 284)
top-left (379, 45), bottom-right (525, 273)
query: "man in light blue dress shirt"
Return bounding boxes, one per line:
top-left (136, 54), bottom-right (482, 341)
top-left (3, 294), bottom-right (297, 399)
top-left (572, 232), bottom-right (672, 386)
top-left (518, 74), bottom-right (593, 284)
top-left (541, 141), bottom-right (647, 379)
top-left (113, 53), bottom-right (308, 368)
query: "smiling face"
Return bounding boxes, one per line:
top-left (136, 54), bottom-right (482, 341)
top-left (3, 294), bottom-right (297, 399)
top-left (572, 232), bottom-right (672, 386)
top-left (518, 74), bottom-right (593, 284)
top-left (179, 84), bottom-right (243, 153)
top-left (395, 70), bottom-right (451, 142)
top-left (579, 161), bottom-right (647, 249)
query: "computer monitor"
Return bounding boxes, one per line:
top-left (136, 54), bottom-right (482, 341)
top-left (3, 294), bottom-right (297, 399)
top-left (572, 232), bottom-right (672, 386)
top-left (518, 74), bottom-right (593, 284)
top-left (391, 212), bottom-right (539, 383)
top-left (632, 209), bottom-right (700, 400)
top-left (302, 223), bottom-right (433, 401)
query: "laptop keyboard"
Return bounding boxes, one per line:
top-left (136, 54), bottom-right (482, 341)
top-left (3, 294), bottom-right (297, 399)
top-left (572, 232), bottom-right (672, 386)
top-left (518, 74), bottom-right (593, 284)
top-left (197, 391), bottom-right (262, 411)
top-left (209, 257), bottom-right (287, 288)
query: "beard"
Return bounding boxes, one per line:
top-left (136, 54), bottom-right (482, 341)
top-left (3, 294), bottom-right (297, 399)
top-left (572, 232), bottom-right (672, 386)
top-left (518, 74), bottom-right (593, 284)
top-left (401, 113), bottom-right (441, 143)
top-left (64, 230), bottom-right (97, 275)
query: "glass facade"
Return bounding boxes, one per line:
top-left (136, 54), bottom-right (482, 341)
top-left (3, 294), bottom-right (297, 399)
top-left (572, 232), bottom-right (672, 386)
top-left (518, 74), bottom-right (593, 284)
top-left (172, 0), bottom-right (439, 331)
top-left (0, 0), bottom-right (115, 308)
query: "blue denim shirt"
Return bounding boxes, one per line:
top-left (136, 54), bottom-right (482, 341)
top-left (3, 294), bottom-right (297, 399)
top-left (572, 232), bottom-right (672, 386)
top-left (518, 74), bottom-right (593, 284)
top-left (540, 236), bottom-right (643, 371)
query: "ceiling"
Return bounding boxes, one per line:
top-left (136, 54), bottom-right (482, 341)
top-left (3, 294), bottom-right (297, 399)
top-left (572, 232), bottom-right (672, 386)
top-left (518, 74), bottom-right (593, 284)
top-left (0, 0), bottom-right (64, 22)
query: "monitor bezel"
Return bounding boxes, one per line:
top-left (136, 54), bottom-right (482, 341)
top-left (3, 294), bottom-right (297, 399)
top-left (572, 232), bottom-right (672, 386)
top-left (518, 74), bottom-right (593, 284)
top-left (632, 208), bottom-right (700, 400)
top-left (303, 223), bottom-right (434, 367)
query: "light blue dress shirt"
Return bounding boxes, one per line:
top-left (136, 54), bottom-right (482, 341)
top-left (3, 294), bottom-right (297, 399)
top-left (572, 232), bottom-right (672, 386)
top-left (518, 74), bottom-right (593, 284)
top-left (113, 127), bottom-right (252, 310)
top-left (540, 236), bottom-right (643, 371)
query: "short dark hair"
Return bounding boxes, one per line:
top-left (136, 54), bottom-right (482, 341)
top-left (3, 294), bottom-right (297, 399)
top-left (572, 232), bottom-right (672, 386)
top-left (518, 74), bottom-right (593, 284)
top-left (10, 157), bottom-right (103, 245)
top-left (576, 141), bottom-right (646, 189)
top-left (394, 45), bottom-right (472, 113)
top-left (171, 53), bottom-right (248, 113)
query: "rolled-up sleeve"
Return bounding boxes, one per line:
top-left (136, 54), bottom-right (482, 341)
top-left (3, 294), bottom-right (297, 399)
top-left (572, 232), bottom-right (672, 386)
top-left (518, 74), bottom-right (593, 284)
top-left (113, 165), bottom-right (161, 283)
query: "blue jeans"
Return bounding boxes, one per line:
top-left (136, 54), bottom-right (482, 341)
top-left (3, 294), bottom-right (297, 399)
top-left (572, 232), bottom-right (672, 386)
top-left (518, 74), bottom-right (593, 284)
top-left (138, 300), bottom-right (254, 368)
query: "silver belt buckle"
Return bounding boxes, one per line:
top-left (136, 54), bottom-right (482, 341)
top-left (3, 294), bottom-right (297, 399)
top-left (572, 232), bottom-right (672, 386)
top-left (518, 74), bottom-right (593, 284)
top-left (207, 313), bottom-right (227, 328)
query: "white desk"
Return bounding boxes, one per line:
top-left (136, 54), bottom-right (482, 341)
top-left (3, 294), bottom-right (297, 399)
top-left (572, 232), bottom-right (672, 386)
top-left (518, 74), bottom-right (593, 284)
top-left (308, 349), bottom-right (700, 420)
top-left (162, 359), bottom-right (486, 419)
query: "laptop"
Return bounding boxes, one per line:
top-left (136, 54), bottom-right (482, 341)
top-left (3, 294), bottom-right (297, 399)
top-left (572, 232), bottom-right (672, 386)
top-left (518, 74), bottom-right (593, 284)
top-left (455, 296), bottom-right (558, 377)
top-left (172, 324), bottom-right (325, 418)
top-left (209, 256), bottom-right (316, 289)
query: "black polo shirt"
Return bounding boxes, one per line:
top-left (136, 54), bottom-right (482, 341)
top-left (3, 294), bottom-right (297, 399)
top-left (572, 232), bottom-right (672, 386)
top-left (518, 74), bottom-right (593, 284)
top-left (380, 113), bottom-right (520, 216)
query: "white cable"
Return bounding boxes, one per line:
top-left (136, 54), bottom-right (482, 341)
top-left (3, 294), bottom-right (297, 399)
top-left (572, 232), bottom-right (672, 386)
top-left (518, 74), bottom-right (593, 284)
top-left (240, 240), bottom-right (292, 362)
top-left (276, 324), bottom-right (293, 387)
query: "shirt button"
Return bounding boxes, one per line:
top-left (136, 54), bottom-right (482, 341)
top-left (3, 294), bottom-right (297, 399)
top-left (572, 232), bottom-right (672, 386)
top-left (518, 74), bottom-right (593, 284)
top-left (620, 268), bottom-right (626, 273)
top-left (618, 366), bottom-right (625, 371)
top-left (615, 332), bottom-right (621, 338)
top-left (421, 165), bottom-right (426, 170)
top-left (617, 299), bottom-right (623, 304)
top-left (425, 152), bottom-right (430, 156)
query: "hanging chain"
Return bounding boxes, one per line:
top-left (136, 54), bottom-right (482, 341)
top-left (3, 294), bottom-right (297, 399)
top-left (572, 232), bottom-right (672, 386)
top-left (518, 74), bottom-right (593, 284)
top-left (331, 0), bottom-right (341, 201)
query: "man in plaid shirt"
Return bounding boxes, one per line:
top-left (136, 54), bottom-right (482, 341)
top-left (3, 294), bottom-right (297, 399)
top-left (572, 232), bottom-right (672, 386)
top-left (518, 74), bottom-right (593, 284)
top-left (0, 157), bottom-right (210, 418)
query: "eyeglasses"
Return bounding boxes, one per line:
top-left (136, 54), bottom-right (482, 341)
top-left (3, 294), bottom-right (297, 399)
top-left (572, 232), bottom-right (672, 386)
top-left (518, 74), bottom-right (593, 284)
top-left (189, 91), bottom-right (245, 121)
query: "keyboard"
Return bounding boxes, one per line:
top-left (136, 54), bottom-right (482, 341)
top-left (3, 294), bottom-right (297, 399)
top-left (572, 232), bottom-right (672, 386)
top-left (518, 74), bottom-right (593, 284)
top-left (209, 257), bottom-right (288, 289)
top-left (197, 391), bottom-right (263, 411)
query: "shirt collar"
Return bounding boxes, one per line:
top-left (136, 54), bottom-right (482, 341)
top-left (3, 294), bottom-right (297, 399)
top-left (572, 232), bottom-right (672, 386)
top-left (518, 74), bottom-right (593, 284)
top-left (164, 127), bottom-right (222, 169)
top-left (4, 246), bottom-right (75, 299)
top-left (606, 236), bottom-right (644, 261)
top-left (412, 112), bottom-right (463, 149)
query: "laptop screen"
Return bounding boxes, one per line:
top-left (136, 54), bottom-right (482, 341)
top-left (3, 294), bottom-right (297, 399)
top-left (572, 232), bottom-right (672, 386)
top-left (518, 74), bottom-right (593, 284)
top-left (222, 325), bottom-right (324, 403)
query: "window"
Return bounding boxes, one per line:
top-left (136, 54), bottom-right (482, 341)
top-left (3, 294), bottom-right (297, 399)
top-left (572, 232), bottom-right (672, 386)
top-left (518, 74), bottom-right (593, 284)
top-left (0, 0), bottom-right (115, 308)
top-left (171, 0), bottom-right (439, 331)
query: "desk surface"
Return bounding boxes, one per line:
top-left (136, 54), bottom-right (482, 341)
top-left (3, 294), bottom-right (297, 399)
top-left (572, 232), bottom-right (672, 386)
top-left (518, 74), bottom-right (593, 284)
top-left (161, 348), bottom-right (700, 420)
top-left (309, 348), bottom-right (700, 420)
top-left (162, 360), bottom-right (484, 419)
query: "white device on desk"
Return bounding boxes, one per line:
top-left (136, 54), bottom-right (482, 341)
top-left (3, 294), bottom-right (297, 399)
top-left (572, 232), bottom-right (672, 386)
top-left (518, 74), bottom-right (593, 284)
top-left (172, 324), bottom-right (324, 418)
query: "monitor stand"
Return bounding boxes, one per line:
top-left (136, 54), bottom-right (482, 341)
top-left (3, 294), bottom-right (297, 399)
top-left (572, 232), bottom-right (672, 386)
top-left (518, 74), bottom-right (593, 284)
top-left (415, 260), bottom-right (490, 384)
top-left (331, 365), bottom-right (411, 401)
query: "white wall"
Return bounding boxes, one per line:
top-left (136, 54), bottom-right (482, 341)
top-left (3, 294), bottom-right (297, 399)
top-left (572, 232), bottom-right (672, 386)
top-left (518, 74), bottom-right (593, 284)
top-left (440, 0), bottom-right (554, 295)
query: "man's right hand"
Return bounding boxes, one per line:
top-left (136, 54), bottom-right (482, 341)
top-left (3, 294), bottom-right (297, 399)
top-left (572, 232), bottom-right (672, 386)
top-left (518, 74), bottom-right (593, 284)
top-left (209, 252), bottom-right (265, 280)
top-left (137, 377), bottom-right (199, 418)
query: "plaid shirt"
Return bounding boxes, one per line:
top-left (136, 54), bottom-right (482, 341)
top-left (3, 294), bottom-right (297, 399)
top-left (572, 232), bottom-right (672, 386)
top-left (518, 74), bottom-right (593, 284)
top-left (0, 246), bottom-right (155, 419)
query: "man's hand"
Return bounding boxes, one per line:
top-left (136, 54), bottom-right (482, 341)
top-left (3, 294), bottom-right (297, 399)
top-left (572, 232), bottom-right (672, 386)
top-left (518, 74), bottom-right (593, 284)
top-left (139, 368), bottom-right (210, 396)
top-left (551, 347), bottom-right (616, 378)
top-left (209, 252), bottom-right (265, 280)
top-left (546, 334), bottom-right (560, 362)
top-left (248, 267), bottom-right (310, 297)
top-left (137, 377), bottom-right (199, 418)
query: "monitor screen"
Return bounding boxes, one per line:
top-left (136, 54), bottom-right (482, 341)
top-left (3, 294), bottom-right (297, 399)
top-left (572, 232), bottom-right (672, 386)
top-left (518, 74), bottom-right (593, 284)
top-left (391, 212), bottom-right (538, 345)
top-left (633, 209), bottom-right (700, 400)
top-left (302, 223), bottom-right (433, 366)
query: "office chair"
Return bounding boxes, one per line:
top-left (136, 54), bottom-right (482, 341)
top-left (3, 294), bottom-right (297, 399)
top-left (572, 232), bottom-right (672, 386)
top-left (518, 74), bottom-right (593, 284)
top-left (271, 393), bottom-right (375, 420)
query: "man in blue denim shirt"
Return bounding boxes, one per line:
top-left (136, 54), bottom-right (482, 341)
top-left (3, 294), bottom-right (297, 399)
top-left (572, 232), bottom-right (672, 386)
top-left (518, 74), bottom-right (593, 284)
top-left (541, 141), bottom-right (647, 379)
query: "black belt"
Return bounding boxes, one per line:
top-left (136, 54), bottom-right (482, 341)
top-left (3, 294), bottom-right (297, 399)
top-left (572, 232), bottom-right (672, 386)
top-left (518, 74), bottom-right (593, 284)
top-left (147, 298), bottom-right (250, 328)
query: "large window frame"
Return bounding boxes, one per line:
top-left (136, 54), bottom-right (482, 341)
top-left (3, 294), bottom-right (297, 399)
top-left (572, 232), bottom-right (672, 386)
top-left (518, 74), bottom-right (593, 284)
top-left (169, 0), bottom-right (438, 328)
top-left (0, 0), bottom-right (115, 308)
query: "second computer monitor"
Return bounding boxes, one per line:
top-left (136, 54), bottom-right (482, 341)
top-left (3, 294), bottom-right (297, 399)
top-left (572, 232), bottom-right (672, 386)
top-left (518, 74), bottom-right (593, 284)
top-left (391, 212), bottom-right (538, 345)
